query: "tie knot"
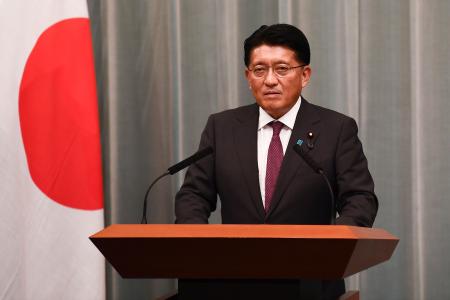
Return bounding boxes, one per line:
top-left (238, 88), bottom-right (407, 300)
top-left (270, 121), bottom-right (284, 136)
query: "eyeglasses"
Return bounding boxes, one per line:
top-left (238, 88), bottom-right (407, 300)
top-left (248, 64), bottom-right (306, 78)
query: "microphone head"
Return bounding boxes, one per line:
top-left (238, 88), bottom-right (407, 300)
top-left (293, 143), bottom-right (308, 157)
top-left (197, 146), bottom-right (214, 157)
top-left (167, 146), bottom-right (214, 175)
top-left (293, 143), bottom-right (322, 174)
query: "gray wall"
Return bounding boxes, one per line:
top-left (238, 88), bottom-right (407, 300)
top-left (88, 1), bottom-right (450, 299)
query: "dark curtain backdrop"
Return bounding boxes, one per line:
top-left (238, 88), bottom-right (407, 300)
top-left (87, 0), bottom-right (450, 299)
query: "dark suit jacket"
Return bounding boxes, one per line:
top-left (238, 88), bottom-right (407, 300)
top-left (175, 99), bottom-right (378, 300)
top-left (176, 99), bottom-right (378, 226)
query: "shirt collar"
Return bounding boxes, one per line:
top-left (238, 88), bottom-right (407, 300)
top-left (258, 96), bottom-right (302, 130)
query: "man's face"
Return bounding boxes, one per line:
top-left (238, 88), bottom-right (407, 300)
top-left (245, 45), bottom-right (311, 119)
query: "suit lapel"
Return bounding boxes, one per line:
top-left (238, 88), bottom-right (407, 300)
top-left (233, 104), bottom-right (266, 219)
top-left (265, 99), bottom-right (322, 219)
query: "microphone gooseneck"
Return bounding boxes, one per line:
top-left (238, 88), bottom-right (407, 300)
top-left (140, 171), bottom-right (170, 224)
top-left (293, 143), bottom-right (336, 225)
top-left (140, 147), bottom-right (213, 224)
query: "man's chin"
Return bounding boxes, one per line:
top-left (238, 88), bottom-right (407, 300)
top-left (259, 96), bottom-right (283, 106)
top-left (260, 98), bottom-right (282, 108)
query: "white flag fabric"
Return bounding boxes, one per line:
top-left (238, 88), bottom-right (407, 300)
top-left (0, 1), bottom-right (105, 299)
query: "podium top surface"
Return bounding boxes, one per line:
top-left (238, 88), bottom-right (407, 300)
top-left (91, 224), bottom-right (395, 240)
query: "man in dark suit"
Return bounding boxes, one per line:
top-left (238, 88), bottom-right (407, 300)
top-left (175, 24), bottom-right (378, 300)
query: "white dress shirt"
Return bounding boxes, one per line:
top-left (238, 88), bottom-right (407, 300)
top-left (257, 97), bottom-right (302, 207)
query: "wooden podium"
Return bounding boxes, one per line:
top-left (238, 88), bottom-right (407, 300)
top-left (90, 224), bottom-right (398, 299)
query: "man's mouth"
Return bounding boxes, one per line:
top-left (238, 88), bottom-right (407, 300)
top-left (263, 90), bottom-right (281, 96)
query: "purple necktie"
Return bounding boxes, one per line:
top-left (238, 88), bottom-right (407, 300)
top-left (265, 121), bottom-right (284, 212)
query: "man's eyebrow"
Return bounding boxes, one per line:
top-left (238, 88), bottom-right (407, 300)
top-left (250, 59), bottom-right (291, 66)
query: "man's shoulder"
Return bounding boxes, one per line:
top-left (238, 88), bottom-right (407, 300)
top-left (304, 100), bottom-right (355, 124)
top-left (210, 103), bottom-right (258, 122)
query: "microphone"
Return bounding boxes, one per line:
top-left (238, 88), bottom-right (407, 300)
top-left (293, 143), bottom-right (336, 225)
top-left (140, 146), bottom-right (214, 224)
top-left (167, 147), bottom-right (214, 175)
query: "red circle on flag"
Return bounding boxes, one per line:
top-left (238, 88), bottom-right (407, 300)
top-left (19, 18), bottom-right (104, 210)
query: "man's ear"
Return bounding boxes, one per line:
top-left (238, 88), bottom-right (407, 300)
top-left (245, 68), bottom-right (250, 81)
top-left (301, 66), bottom-right (312, 88)
top-left (245, 68), bottom-right (253, 89)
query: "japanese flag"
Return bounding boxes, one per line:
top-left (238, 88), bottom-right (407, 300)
top-left (0, 1), bottom-right (105, 299)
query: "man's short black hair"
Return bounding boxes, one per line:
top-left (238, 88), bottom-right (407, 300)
top-left (244, 24), bottom-right (310, 67)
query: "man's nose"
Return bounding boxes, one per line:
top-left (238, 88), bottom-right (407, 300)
top-left (264, 68), bottom-right (278, 86)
